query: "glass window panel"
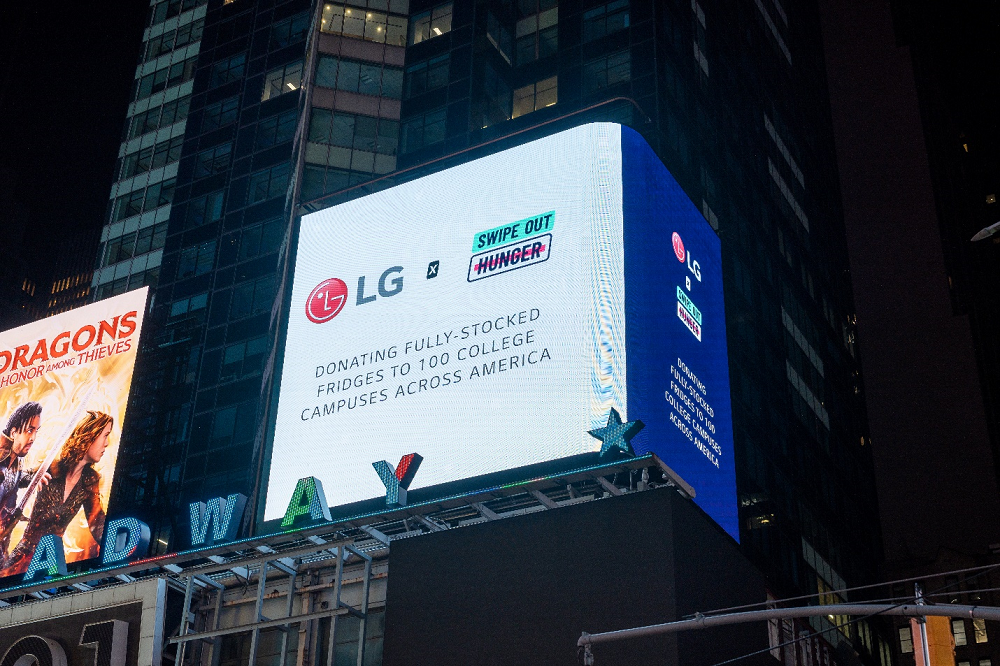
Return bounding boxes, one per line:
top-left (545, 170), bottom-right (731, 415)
top-left (410, 13), bottom-right (430, 44)
top-left (535, 76), bottom-right (557, 108)
top-left (339, 60), bottom-right (361, 92)
top-left (364, 11), bottom-right (388, 42)
top-left (342, 6), bottom-right (366, 37)
top-left (331, 113), bottom-right (356, 147)
top-left (309, 108), bottom-right (334, 143)
top-left (321, 4), bottom-right (345, 33)
top-left (358, 63), bottom-right (382, 96)
top-left (382, 68), bottom-right (403, 98)
top-left (512, 84), bottom-right (534, 118)
top-left (353, 116), bottom-right (378, 151)
top-left (386, 16), bottom-right (407, 46)
top-left (316, 56), bottom-right (340, 89)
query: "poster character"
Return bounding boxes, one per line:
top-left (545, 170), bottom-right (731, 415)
top-left (1, 411), bottom-right (110, 576)
top-left (0, 402), bottom-right (50, 561)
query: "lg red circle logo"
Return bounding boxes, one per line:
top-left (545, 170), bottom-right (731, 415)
top-left (672, 232), bottom-right (685, 262)
top-left (306, 278), bottom-right (348, 323)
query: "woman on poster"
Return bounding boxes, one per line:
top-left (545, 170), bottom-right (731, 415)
top-left (1, 411), bottom-right (110, 575)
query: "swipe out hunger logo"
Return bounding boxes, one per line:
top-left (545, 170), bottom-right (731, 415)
top-left (306, 278), bottom-right (348, 323)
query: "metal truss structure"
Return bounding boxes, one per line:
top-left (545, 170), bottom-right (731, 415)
top-left (1, 454), bottom-right (686, 665)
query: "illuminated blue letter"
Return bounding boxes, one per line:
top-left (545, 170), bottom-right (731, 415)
top-left (189, 493), bottom-right (247, 547)
top-left (23, 534), bottom-right (67, 582)
top-left (102, 517), bottom-right (151, 565)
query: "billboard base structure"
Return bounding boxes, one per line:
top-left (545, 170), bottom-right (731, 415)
top-left (0, 454), bottom-right (681, 665)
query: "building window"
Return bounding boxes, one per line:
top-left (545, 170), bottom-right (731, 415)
top-left (512, 76), bottom-right (557, 118)
top-left (201, 96), bottom-right (240, 132)
top-left (515, 4), bottom-right (557, 65)
top-left (270, 12), bottom-right (310, 48)
top-left (409, 3), bottom-right (452, 45)
top-left (898, 627), bottom-right (913, 654)
top-left (321, 4), bottom-right (408, 47)
top-left (134, 56), bottom-right (198, 101)
top-left (231, 276), bottom-right (276, 319)
top-left (308, 109), bottom-right (399, 156)
top-left (169, 292), bottom-right (208, 319)
top-left (247, 163), bottom-right (291, 204)
top-left (479, 63), bottom-right (511, 128)
top-left (582, 50), bottom-right (630, 93)
top-left (262, 61), bottom-right (303, 101)
top-left (405, 54), bottom-right (450, 98)
top-left (102, 223), bottom-right (168, 266)
top-left (177, 241), bottom-right (216, 279)
top-left (981, 661), bottom-right (992, 666)
top-left (958, 661), bottom-right (970, 666)
top-left (238, 218), bottom-right (284, 261)
top-left (145, 18), bottom-right (204, 60)
top-left (193, 143), bottom-right (232, 178)
top-left (487, 12), bottom-right (512, 63)
top-left (256, 110), bottom-right (298, 149)
top-left (210, 53), bottom-right (246, 88)
top-left (301, 166), bottom-right (358, 201)
top-left (185, 191), bottom-right (225, 228)
top-left (974, 619), bottom-right (988, 643)
top-left (220, 336), bottom-right (268, 383)
top-left (148, 0), bottom-right (203, 27)
top-left (128, 96), bottom-right (191, 140)
top-left (110, 179), bottom-right (175, 223)
top-left (315, 56), bottom-right (403, 99)
top-left (583, 0), bottom-right (629, 42)
top-left (400, 108), bottom-right (446, 153)
top-left (118, 136), bottom-right (184, 180)
top-left (305, 109), bottom-right (398, 178)
top-left (953, 620), bottom-right (968, 646)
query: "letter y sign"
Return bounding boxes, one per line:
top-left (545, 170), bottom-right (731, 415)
top-left (373, 453), bottom-right (423, 506)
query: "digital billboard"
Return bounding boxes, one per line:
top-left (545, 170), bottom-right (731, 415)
top-left (268, 123), bottom-right (737, 538)
top-left (0, 288), bottom-right (148, 577)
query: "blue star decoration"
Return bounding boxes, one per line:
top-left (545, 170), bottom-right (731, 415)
top-left (589, 407), bottom-right (644, 458)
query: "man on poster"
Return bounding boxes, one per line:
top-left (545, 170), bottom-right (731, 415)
top-left (0, 402), bottom-right (50, 562)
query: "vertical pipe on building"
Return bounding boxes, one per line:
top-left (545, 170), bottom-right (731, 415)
top-left (248, 562), bottom-right (270, 665)
top-left (915, 584), bottom-right (931, 666)
top-left (177, 574), bottom-right (195, 666)
top-left (355, 552), bottom-right (373, 666)
top-left (279, 568), bottom-right (298, 663)
top-left (210, 584), bottom-right (224, 666)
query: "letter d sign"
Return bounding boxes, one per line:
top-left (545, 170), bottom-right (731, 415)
top-left (102, 517), bottom-right (151, 565)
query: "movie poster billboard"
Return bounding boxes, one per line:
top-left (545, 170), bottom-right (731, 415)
top-left (0, 288), bottom-right (148, 578)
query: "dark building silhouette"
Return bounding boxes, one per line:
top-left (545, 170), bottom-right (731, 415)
top-left (88, 0), bottom-right (888, 662)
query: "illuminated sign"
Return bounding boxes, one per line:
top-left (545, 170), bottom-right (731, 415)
top-left (268, 123), bottom-right (738, 538)
top-left (0, 289), bottom-right (149, 580)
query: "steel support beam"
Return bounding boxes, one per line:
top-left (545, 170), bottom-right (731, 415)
top-left (578, 602), bottom-right (1000, 648)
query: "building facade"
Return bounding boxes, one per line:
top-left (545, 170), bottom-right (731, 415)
top-left (86, 0), bottom-right (884, 661)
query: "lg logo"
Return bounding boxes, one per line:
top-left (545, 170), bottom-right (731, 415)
top-left (306, 266), bottom-right (404, 324)
top-left (306, 278), bottom-right (349, 323)
top-left (671, 232), bottom-right (701, 284)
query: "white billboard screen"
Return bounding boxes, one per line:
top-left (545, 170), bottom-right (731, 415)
top-left (267, 123), bottom-right (737, 537)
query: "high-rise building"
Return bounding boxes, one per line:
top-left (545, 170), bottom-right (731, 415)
top-left (44, 228), bottom-right (101, 318)
top-left (92, 0), bottom-right (882, 651)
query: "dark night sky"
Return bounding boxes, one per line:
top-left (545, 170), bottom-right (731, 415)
top-left (0, 0), bottom-right (997, 566)
top-left (0, 2), bottom-right (147, 276)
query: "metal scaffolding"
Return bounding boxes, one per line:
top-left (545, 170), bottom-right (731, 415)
top-left (0, 454), bottom-right (683, 665)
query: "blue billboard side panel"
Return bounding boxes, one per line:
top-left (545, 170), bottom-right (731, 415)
top-left (620, 127), bottom-right (739, 540)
